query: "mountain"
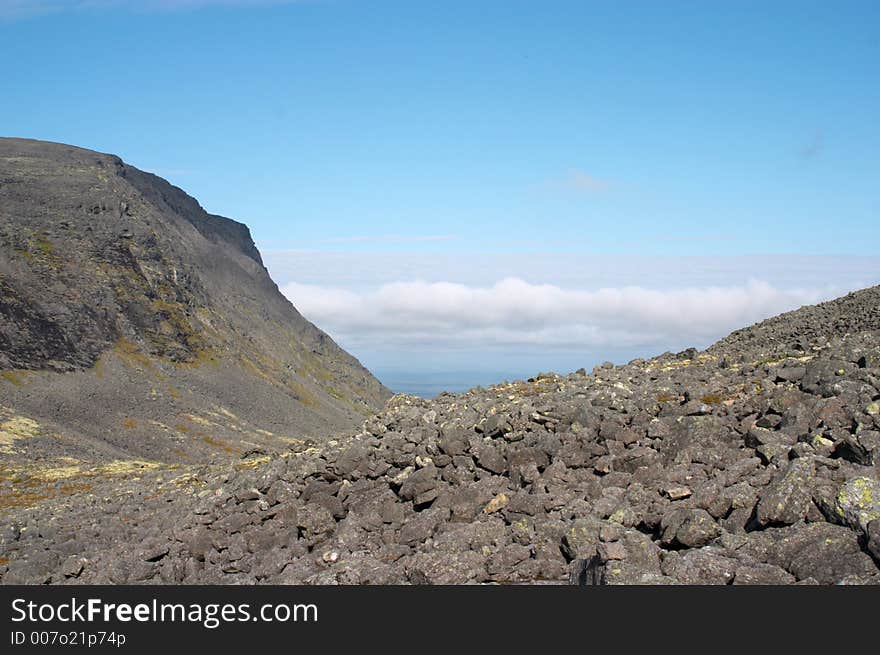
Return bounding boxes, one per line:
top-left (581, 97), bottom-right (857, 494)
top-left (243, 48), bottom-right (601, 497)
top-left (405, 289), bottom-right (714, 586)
top-left (1, 282), bottom-right (878, 584)
top-left (0, 137), bottom-right (390, 469)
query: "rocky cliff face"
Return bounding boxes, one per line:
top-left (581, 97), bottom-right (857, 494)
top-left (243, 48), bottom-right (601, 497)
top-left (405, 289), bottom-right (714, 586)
top-left (1, 281), bottom-right (878, 585)
top-left (0, 137), bottom-right (390, 467)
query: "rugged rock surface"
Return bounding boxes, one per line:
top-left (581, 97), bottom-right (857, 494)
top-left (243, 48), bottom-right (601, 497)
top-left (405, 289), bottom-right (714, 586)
top-left (0, 138), bottom-right (390, 472)
top-left (2, 284), bottom-right (879, 585)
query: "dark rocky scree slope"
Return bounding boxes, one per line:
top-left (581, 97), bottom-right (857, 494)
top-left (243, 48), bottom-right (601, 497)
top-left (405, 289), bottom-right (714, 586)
top-left (2, 287), bottom-right (880, 584)
top-left (0, 138), bottom-right (389, 467)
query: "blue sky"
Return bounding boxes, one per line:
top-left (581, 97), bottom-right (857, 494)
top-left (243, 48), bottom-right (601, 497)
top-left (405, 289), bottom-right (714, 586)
top-left (2, 1), bottom-right (879, 394)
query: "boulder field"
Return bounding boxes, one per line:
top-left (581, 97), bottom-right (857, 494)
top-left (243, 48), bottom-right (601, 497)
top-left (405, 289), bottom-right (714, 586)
top-left (2, 286), bottom-right (879, 585)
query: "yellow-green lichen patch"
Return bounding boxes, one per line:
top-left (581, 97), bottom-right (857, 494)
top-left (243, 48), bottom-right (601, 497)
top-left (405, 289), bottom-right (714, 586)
top-left (30, 464), bottom-right (84, 481)
top-left (835, 477), bottom-right (880, 532)
top-left (95, 459), bottom-right (163, 476)
top-left (0, 415), bottom-right (40, 452)
top-left (112, 338), bottom-right (164, 378)
top-left (838, 477), bottom-right (875, 507)
top-left (17, 231), bottom-right (61, 269)
top-left (811, 434), bottom-right (834, 449)
top-left (287, 380), bottom-right (319, 409)
top-left (201, 435), bottom-right (240, 455)
top-left (0, 458), bottom-right (166, 511)
top-left (0, 370), bottom-right (27, 386)
top-left (645, 354), bottom-right (718, 373)
top-left (753, 354), bottom-right (813, 367)
top-left (234, 455), bottom-right (273, 470)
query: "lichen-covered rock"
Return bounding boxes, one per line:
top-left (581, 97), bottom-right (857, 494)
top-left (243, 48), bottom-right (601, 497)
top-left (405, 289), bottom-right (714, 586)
top-left (561, 518), bottom-right (602, 560)
top-left (836, 477), bottom-right (880, 532)
top-left (756, 458), bottom-right (816, 526)
top-left (660, 508), bottom-right (722, 548)
top-left (740, 523), bottom-right (879, 584)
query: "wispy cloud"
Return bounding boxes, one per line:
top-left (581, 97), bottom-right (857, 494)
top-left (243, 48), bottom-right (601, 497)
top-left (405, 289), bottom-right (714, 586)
top-left (566, 169), bottom-right (612, 193)
top-left (280, 277), bottom-right (842, 350)
top-left (532, 168), bottom-right (614, 197)
top-left (798, 131), bottom-right (824, 160)
top-left (0, 0), bottom-right (299, 19)
top-left (317, 235), bottom-right (457, 245)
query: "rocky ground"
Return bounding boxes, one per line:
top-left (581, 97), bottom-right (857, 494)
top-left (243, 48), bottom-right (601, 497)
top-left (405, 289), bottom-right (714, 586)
top-left (2, 287), bottom-right (879, 585)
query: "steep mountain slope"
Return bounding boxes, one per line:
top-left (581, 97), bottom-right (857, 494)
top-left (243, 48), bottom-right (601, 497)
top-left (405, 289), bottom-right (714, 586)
top-left (2, 285), bottom-right (878, 584)
top-left (0, 137), bottom-right (390, 469)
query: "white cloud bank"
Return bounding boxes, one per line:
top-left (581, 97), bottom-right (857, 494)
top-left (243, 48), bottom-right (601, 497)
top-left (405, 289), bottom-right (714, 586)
top-left (281, 277), bottom-right (843, 351)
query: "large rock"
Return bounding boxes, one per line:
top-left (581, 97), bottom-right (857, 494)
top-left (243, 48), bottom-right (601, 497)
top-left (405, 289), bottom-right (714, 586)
top-left (756, 458), bottom-right (815, 526)
top-left (835, 477), bottom-right (880, 533)
top-left (660, 508), bottom-right (722, 548)
top-left (397, 465), bottom-right (440, 505)
top-left (741, 523), bottom-right (879, 584)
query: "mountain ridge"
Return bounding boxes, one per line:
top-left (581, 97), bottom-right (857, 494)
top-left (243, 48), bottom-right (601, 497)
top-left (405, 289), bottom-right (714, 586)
top-left (0, 137), bottom-right (390, 466)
